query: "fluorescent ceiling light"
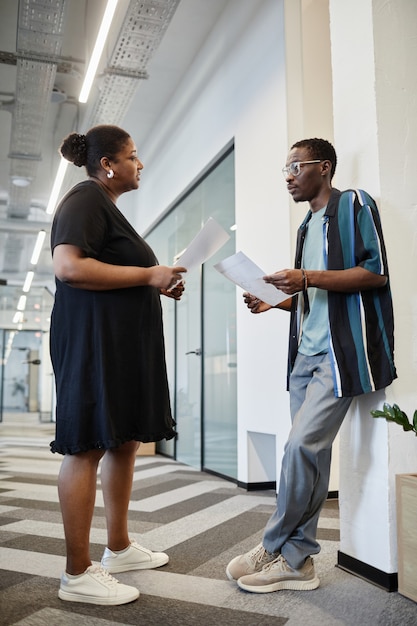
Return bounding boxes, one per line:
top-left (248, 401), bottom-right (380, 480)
top-left (12, 176), bottom-right (31, 187)
top-left (23, 271), bottom-right (35, 293)
top-left (17, 295), bottom-right (27, 311)
top-left (46, 1), bottom-right (117, 217)
top-left (31, 230), bottom-right (46, 265)
top-left (13, 311), bottom-right (24, 324)
top-left (79, 0), bottom-right (119, 103)
top-left (46, 158), bottom-right (68, 215)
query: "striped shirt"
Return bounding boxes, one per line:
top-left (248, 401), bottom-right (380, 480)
top-left (288, 188), bottom-right (397, 397)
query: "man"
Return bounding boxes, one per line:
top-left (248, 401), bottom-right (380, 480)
top-left (226, 138), bottom-right (396, 593)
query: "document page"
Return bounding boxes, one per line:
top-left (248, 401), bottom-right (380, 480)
top-left (214, 251), bottom-right (289, 306)
top-left (173, 217), bottom-right (230, 273)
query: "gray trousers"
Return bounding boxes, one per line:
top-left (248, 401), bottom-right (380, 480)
top-left (263, 353), bottom-right (352, 569)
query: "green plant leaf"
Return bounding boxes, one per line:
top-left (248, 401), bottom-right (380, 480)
top-left (394, 412), bottom-right (411, 428)
top-left (384, 403), bottom-right (396, 418)
top-left (370, 403), bottom-right (417, 436)
top-left (413, 410), bottom-right (417, 432)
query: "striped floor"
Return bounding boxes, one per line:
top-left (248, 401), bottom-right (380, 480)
top-left (1, 434), bottom-right (416, 625)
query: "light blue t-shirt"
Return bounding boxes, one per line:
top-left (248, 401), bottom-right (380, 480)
top-left (298, 206), bottom-right (329, 356)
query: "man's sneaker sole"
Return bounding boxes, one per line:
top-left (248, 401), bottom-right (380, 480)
top-left (237, 575), bottom-right (320, 593)
top-left (226, 567), bottom-right (236, 581)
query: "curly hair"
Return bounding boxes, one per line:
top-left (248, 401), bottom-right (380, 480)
top-left (291, 138), bottom-right (337, 180)
top-left (59, 125), bottom-right (131, 176)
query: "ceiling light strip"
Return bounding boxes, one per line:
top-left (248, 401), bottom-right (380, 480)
top-left (23, 270), bottom-right (35, 293)
top-left (30, 230), bottom-right (46, 265)
top-left (46, 158), bottom-right (68, 215)
top-left (79, 0), bottom-right (119, 103)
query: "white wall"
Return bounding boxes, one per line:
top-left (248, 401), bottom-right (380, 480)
top-left (122, 0), bottom-right (293, 486)
top-left (330, 0), bottom-right (417, 574)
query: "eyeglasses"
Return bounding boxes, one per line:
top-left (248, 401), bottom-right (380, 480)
top-left (281, 160), bottom-right (322, 178)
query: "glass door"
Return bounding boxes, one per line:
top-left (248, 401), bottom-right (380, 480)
top-left (0, 286), bottom-right (54, 424)
top-left (146, 146), bottom-right (236, 478)
top-left (1, 330), bottom-right (42, 419)
top-left (167, 184), bottom-right (205, 468)
top-left (175, 265), bottom-right (202, 467)
top-left (199, 154), bottom-right (236, 478)
top-left (202, 237), bottom-right (237, 478)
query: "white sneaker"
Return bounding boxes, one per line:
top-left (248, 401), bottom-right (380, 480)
top-left (101, 539), bottom-right (169, 573)
top-left (59, 564), bottom-right (139, 605)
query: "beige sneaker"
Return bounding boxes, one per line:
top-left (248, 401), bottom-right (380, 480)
top-left (226, 543), bottom-right (278, 581)
top-left (237, 554), bottom-right (320, 593)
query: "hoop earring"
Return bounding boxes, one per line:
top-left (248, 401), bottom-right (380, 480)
top-left (107, 169), bottom-right (114, 179)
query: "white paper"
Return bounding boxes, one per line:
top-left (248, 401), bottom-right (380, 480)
top-left (214, 251), bottom-right (289, 306)
top-left (173, 217), bottom-right (230, 273)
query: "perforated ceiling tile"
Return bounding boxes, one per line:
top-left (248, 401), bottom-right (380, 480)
top-left (2, 0), bottom-right (180, 281)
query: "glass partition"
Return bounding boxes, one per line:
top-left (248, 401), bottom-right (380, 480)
top-left (146, 146), bottom-right (237, 478)
top-left (0, 285), bottom-right (54, 423)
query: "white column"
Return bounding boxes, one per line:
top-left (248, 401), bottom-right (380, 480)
top-left (330, 0), bottom-right (417, 585)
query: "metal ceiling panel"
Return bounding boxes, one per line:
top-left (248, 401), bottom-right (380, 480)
top-left (86, 0), bottom-right (180, 128)
top-left (1, 0), bottom-right (181, 288)
top-left (8, 0), bottom-right (68, 218)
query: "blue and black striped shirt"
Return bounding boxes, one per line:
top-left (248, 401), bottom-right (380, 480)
top-left (288, 188), bottom-right (397, 397)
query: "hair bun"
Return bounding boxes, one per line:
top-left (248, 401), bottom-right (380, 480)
top-left (60, 132), bottom-right (88, 167)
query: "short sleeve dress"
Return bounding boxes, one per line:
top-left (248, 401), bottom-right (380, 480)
top-left (49, 180), bottom-right (176, 455)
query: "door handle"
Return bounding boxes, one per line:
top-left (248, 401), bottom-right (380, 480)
top-left (185, 348), bottom-right (202, 356)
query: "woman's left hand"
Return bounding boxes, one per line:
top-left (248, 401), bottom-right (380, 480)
top-left (161, 281), bottom-right (185, 301)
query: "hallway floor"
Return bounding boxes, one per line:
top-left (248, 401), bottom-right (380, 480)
top-left (0, 415), bottom-right (416, 625)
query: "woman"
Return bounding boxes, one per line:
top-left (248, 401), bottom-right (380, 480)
top-left (50, 125), bottom-right (186, 605)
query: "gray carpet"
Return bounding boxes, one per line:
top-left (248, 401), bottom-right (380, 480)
top-left (1, 430), bottom-right (417, 625)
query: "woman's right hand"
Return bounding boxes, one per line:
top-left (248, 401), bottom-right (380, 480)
top-left (243, 292), bottom-right (272, 314)
top-left (148, 265), bottom-right (187, 291)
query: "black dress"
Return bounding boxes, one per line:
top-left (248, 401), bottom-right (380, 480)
top-left (49, 180), bottom-right (176, 455)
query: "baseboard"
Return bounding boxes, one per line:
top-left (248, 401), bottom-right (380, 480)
top-left (237, 483), bottom-right (339, 498)
top-left (202, 467), bottom-right (237, 484)
top-left (337, 551), bottom-right (398, 592)
top-left (237, 481), bottom-right (276, 491)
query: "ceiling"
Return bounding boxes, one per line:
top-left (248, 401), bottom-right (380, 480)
top-left (0, 0), bottom-right (228, 325)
